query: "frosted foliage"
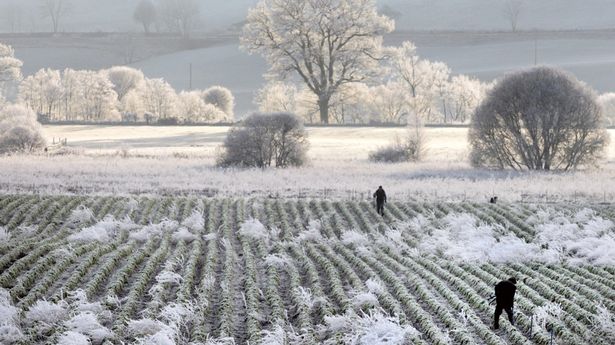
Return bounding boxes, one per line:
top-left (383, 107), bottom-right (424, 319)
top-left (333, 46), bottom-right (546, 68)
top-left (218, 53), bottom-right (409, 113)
top-left (323, 311), bottom-right (419, 344)
top-left (25, 300), bottom-right (68, 326)
top-left (202, 86), bottom-right (234, 119)
top-left (181, 209), bottom-right (204, 231)
top-left (0, 104), bottom-right (45, 154)
top-left (106, 66), bottom-right (144, 101)
top-left (0, 43), bottom-right (22, 83)
top-left (342, 230), bottom-right (369, 246)
top-left (57, 331), bottom-right (91, 345)
top-left (67, 206), bottom-right (95, 225)
top-left (129, 219), bottom-right (178, 242)
top-left (238, 218), bottom-right (269, 240)
top-left (242, 0), bottom-right (394, 123)
top-left (64, 312), bottom-right (113, 344)
top-left (592, 305), bottom-right (615, 344)
top-left (255, 82), bottom-right (297, 114)
top-left (142, 78), bottom-right (177, 119)
top-left (598, 92), bottom-right (615, 126)
top-left (532, 302), bottom-right (563, 330)
top-left (178, 91), bottom-right (227, 123)
top-left (411, 208), bottom-right (615, 265)
top-left (171, 227), bottom-right (197, 242)
top-left (68, 215), bottom-right (136, 243)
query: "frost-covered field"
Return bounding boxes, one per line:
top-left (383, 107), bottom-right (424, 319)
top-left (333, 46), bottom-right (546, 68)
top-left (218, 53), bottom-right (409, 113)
top-left (0, 126), bottom-right (613, 202)
top-left (1, 196), bottom-right (614, 344)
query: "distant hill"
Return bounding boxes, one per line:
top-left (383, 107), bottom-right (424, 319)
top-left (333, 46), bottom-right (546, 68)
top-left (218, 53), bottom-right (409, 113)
top-left (2, 0), bottom-right (615, 33)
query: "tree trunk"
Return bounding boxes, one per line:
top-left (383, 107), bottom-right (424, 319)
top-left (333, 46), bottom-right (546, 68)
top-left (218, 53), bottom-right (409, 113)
top-left (318, 95), bottom-right (330, 124)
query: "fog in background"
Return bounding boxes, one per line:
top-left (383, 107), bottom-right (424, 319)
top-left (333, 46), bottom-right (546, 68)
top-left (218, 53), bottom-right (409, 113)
top-left (2, 0), bottom-right (615, 115)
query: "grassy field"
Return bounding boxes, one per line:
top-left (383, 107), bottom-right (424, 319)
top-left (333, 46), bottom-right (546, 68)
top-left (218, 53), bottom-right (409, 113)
top-left (0, 195), bottom-right (614, 344)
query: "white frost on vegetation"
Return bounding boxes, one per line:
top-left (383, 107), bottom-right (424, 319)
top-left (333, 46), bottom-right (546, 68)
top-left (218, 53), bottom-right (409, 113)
top-left (341, 230), bottom-right (369, 246)
top-left (57, 331), bottom-right (91, 345)
top-left (591, 304), bottom-right (615, 344)
top-left (264, 254), bottom-right (292, 268)
top-left (171, 227), bottom-right (197, 243)
top-left (296, 219), bottom-right (323, 242)
top-left (129, 219), bottom-right (178, 242)
top-left (351, 291), bottom-right (380, 309)
top-left (238, 218), bottom-right (269, 241)
top-left (322, 310), bottom-right (419, 344)
top-left (365, 278), bottom-right (386, 295)
top-left (64, 312), bottom-right (113, 344)
top-left (413, 208), bottom-right (615, 265)
top-left (532, 302), bottom-right (563, 330)
top-left (25, 300), bottom-right (69, 326)
top-left (181, 209), bottom-right (204, 231)
top-left (155, 271), bottom-right (183, 285)
top-left (67, 206), bottom-right (95, 225)
top-left (69, 215), bottom-right (136, 243)
top-left (0, 288), bottom-right (22, 344)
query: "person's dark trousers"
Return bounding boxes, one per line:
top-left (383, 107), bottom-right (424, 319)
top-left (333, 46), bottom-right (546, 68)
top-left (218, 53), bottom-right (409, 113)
top-left (376, 202), bottom-right (384, 216)
top-left (494, 304), bottom-right (514, 329)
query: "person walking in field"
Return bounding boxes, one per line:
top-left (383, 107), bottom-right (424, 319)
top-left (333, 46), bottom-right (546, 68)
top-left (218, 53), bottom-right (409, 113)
top-left (373, 186), bottom-right (387, 216)
top-left (494, 277), bottom-right (517, 329)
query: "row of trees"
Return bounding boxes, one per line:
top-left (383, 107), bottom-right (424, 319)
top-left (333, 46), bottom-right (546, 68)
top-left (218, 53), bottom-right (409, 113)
top-left (242, 0), bottom-right (495, 125)
top-left (254, 45), bottom-right (492, 125)
top-left (17, 66), bottom-right (233, 123)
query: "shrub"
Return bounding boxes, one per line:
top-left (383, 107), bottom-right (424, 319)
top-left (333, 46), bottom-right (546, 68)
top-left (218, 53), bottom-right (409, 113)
top-left (0, 104), bottom-right (45, 154)
top-left (469, 66), bottom-right (609, 171)
top-left (216, 112), bottom-right (309, 168)
top-left (369, 124), bottom-right (426, 163)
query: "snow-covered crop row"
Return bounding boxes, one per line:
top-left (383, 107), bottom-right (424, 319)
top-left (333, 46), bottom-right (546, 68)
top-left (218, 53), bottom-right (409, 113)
top-left (0, 195), bottom-right (614, 344)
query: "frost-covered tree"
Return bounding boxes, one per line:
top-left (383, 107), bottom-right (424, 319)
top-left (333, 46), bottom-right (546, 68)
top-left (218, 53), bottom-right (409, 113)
top-left (0, 43), bottom-right (23, 99)
top-left (142, 78), bottom-right (177, 120)
top-left (105, 66), bottom-right (145, 102)
top-left (133, 0), bottom-right (157, 34)
top-left (503, 0), bottom-right (523, 32)
top-left (242, 0), bottom-right (394, 124)
top-left (470, 67), bottom-right (609, 171)
top-left (178, 91), bottom-right (227, 123)
top-left (255, 82), bottom-right (298, 114)
top-left (0, 104), bottom-right (45, 154)
top-left (40, 0), bottom-right (71, 34)
top-left (202, 86), bottom-right (234, 120)
top-left (387, 42), bottom-right (450, 123)
top-left (446, 75), bottom-right (490, 123)
top-left (77, 71), bottom-right (119, 121)
top-left (598, 93), bottom-right (615, 126)
top-left (18, 69), bottom-right (62, 119)
top-left (370, 81), bottom-right (410, 124)
top-left (329, 83), bottom-right (373, 124)
top-left (217, 112), bottom-right (309, 168)
top-left (158, 0), bottom-right (200, 38)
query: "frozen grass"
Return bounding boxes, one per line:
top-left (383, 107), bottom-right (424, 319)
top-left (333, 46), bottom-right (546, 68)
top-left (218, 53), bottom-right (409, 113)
top-left (0, 126), bottom-right (613, 202)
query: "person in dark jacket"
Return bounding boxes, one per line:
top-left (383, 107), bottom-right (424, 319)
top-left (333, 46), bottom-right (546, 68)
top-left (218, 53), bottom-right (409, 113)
top-left (373, 186), bottom-right (387, 216)
top-left (494, 277), bottom-right (517, 329)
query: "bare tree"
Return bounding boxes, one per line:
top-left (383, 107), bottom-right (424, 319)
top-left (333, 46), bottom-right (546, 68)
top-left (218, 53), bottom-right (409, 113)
top-left (217, 112), bottom-right (309, 168)
top-left (40, 0), bottom-right (71, 34)
top-left (242, 0), bottom-right (394, 124)
top-left (133, 0), bottom-right (157, 34)
top-left (158, 0), bottom-right (200, 38)
top-left (2, 2), bottom-right (23, 33)
top-left (503, 0), bottom-right (523, 32)
top-left (469, 66), bottom-right (609, 171)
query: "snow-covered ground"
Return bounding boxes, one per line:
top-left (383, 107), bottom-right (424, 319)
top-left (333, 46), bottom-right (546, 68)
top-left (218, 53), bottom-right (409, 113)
top-left (1, 125), bottom-right (613, 202)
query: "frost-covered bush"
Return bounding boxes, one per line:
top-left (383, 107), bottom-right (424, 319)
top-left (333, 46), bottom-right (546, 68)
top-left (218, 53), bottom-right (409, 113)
top-left (57, 331), bottom-right (91, 345)
top-left (321, 310), bottom-right (419, 344)
top-left (202, 86), bottom-right (234, 120)
top-left (0, 104), bottom-right (45, 154)
top-left (369, 125), bottom-right (426, 163)
top-left (217, 112), bottom-right (309, 168)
